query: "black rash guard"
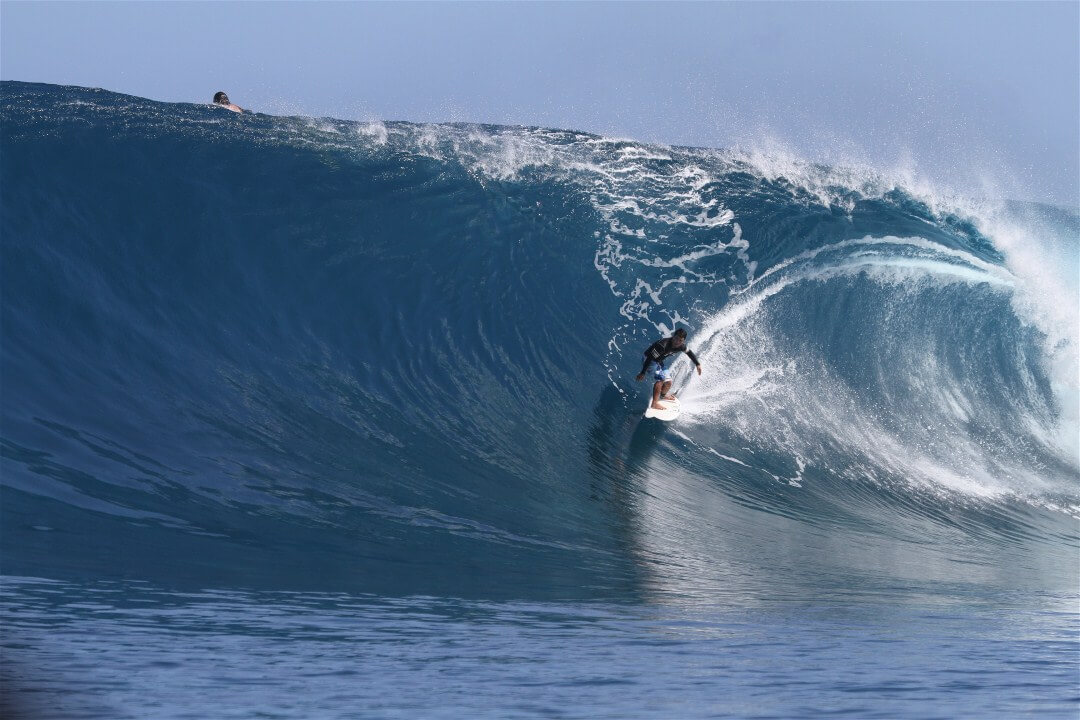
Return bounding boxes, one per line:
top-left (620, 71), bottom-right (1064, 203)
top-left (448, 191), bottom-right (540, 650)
top-left (640, 337), bottom-right (700, 375)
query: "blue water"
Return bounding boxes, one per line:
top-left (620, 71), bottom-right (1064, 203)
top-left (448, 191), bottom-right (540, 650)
top-left (2, 81), bottom-right (1078, 718)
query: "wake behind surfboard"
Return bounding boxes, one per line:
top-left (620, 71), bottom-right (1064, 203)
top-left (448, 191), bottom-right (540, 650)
top-left (644, 395), bottom-right (680, 421)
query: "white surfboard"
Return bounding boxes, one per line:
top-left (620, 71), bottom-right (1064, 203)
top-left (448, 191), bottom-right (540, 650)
top-left (644, 395), bottom-right (680, 421)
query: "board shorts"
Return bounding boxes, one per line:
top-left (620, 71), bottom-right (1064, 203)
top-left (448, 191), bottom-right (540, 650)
top-left (652, 363), bottom-right (671, 382)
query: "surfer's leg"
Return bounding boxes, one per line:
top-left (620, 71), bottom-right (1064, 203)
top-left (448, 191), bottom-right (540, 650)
top-left (651, 365), bottom-right (671, 408)
top-left (651, 381), bottom-right (665, 410)
top-left (661, 380), bottom-right (675, 400)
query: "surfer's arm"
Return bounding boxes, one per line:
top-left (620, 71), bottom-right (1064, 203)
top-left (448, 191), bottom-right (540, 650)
top-left (685, 348), bottom-right (703, 374)
top-left (639, 342), bottom-right (660, 376)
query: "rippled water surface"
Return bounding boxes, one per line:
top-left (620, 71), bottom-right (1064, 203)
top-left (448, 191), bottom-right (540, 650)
top-left (3, 577), bottom-right (1077, 720)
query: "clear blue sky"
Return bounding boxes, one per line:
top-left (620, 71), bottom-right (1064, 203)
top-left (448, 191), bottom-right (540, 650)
top-left (3, 1), bottom-right (1077, 206)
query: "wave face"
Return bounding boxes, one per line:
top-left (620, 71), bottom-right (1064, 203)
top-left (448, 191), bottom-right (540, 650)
top-left (2, 82), bottom-right (1077, 601)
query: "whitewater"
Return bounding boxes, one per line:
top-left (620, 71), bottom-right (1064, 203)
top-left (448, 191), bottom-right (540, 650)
top-left (1, 82), bottom-right (1077, 719)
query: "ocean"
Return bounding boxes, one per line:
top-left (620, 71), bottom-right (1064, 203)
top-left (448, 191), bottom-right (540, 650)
top-left (2, 81), bottom-right (1077, 719)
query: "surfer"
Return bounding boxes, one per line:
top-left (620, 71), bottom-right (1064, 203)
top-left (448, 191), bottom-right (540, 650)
top-left (636, 328), bottom-right (702, 410)
top-left (213, 91), bottom-right (243, 113)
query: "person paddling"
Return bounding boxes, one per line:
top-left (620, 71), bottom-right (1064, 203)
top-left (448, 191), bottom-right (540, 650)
top-left (635, 328), bottom-right (702, 410)
top-left (213, 91), bottom-right (243, 113)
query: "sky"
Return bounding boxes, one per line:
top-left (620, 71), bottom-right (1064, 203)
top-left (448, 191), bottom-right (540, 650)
top-left (2, 1), bottom-right (1077, 206)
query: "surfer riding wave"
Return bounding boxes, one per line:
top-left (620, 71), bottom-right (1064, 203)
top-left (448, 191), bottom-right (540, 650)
top-left (636, 328), bottom-right (703, 410)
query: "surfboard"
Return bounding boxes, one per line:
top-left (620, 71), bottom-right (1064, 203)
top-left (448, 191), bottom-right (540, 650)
top-left (644, 395), bottom-right (680, 421)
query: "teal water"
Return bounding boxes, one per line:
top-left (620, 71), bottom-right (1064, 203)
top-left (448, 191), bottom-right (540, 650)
top-left (2, 82), bottom-right (1077, 718)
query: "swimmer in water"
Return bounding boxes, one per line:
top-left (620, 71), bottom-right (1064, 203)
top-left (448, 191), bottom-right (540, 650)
top-left (213, 91), bottom-right (243, 114)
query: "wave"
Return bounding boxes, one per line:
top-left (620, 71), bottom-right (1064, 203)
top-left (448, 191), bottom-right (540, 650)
top-left (1, 81), bottom-right (1076, 600)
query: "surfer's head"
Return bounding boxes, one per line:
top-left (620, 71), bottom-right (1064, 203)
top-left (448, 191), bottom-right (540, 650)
top-left (672, 327), bottom-right (687, 346)
top-left (213, 92), bottom-right (230, 105)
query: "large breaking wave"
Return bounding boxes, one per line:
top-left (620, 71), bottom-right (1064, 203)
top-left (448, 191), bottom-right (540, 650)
top-left (2, 82), bottom-right (1076, 601)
